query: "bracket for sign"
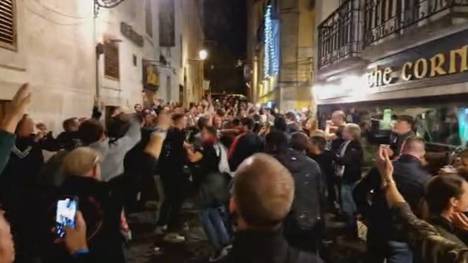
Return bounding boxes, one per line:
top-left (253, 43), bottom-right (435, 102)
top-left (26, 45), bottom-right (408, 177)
top-left (94, 0), bottom-right (126, 18)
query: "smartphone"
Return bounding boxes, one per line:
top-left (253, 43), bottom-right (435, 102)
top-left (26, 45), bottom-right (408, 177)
top-left (55, 197), bottom-right (79, 238)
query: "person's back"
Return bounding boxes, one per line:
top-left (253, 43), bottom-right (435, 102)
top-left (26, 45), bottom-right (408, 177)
top-left (220, 153), bottom-right (322, 263)
top-left (272, 133), bottom-right (325, 252)
top-left (280, 149), bottom-right (325, 251)
top-left (99, 113), bottom-right (141, 181)
top-left (309, 136), bottom-right (335, 210)
top-left (229, 118), bottom-right (263, 171)
top-left (355, 136), bottom-right (430, 263)
top-left (393, 154), bottom-right (431, 211)
top-left (158, 126), bottom-right (186, 178)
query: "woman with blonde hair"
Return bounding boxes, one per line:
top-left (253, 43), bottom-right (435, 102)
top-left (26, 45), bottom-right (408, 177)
top-left (58, 141), bottom-right (159, 263)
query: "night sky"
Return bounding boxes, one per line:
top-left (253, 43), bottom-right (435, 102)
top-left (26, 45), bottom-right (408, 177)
top-left (203, 0), bottom-right (247, 94)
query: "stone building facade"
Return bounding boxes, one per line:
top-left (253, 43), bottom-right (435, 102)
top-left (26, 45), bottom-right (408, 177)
top-left (315, 0), bottom-right (468, 147)
top-left (246, 0), bottom-right (315, 112)
top-left (0, 0), bottom-right (204, 133)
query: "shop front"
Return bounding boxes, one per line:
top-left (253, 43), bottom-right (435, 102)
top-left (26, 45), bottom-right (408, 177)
top-left (316, 28), bottom-right (468, 154)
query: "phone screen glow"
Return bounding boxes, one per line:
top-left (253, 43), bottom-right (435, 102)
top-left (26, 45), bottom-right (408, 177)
top-left (56, 198), bottom-right (77, 238)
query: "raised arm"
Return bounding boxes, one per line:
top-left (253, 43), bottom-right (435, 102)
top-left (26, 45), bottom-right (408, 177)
top-left (0, 84), bottom-right (31, 174)
top-left (376, 146), bottom-right (468, 263)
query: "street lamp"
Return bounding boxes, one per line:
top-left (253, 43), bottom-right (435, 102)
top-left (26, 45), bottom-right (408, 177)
top-left (199, 49), bottom-right (208, 61)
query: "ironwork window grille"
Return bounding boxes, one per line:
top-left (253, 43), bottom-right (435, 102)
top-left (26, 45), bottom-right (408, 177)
top-left (0, 0), bottom-right (16, 51)
top-left (317, 0), bottom-right (361, 69)
top-left (317, 0), bottom-right (468, 69)
top-left (363, 0), bottom-right (468, 47)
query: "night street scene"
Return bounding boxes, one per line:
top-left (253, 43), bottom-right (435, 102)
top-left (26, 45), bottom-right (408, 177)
top-left (1, 0), bottom-right (468, 263)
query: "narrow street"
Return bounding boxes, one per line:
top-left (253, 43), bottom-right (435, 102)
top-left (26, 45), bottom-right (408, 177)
top-left (126, 205), bottom-right (367, 263)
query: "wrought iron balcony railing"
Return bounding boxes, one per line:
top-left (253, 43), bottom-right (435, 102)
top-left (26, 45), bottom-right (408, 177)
top-left (317, 0), bottom-right (468, 70)
top-left (317, 0), bottom-right (361, 69)
top-left (363, 0), bottom-right (468, 48)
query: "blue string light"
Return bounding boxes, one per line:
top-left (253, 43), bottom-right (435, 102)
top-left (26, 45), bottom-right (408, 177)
top-left (264, 4), bottom-right (279, 77)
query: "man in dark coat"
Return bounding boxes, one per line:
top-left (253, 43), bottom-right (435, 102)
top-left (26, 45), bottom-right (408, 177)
top-left (309, 135), bottom-right (336, 210)
top-left (228, 117), bottom-right (263, 171)
top-left (219, 153), bottom-right (323, 263)
top-left (280, 132), bottom-right (326, 253)
top-left (354, 136), bottom-right (430, 263)
top-left (155, 113), bottom-right (189, 241)
top-left (265, 131), bottom-right (326, 252)
top-left (389, 115), bottom-right (415, 159)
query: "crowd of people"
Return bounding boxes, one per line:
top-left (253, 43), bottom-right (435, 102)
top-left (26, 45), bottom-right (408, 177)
top-left (0, 84), bottom-right (467, 263)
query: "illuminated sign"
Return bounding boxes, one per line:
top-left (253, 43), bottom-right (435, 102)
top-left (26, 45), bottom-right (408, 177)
top-left (368, 45), bottom-right (468, 87)
top-left (366, 29), bottom-right (468, 89)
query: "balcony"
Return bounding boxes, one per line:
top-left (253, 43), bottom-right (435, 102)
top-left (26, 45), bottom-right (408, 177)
top-left (317, 0), bottom-right (468, 71)
top-left (363, 0), bottom-right (468, 48)
top-left (317, 0), bottom-right (361, 69)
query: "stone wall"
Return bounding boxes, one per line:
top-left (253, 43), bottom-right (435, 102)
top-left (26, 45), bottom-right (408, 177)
top-left (0, 0), bottom-right (204, 134)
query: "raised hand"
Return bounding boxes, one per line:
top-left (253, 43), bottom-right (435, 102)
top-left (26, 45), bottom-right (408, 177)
top-left (1, 83), bottom-right (32, 134)
top-left (451, 212), bottom-right (468, 232)
top-left (376, 145), bottom-right (395, 187)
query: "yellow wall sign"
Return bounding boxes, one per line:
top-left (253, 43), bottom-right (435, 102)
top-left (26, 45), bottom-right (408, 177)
top-left (367, 45), bottom-right (468, 88)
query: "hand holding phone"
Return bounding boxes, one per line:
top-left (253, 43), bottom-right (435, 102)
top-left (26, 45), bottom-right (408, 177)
top-left (56, 197), bottom-right (79, 238)
top-left (64, 211), bottom-right (88, 255)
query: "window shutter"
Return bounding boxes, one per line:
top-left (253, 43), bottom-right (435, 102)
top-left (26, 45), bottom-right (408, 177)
top-left (0, 0), bottom-right (16, 50)
top-left (104, 42), bottom-right (120, 80)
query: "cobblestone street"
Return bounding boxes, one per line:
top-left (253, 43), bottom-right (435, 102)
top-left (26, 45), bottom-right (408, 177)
top-left (126, 206), bottom-right (367, 263)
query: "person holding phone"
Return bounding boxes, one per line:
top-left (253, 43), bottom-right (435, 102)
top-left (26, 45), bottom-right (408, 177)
top-left (376, 147), bottom-right (468, 263)
top-left (56, 142), bottom-right (157, 263)
top-left (355, 137), bottom-right (430, 263)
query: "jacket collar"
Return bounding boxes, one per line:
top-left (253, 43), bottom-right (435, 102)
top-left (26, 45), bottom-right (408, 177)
top-left (230, 228), bottom-right (289, 260)
top-left (61, 175), bottom-right (108, 198)
top-left (397, 154), bottom-right (421, 164)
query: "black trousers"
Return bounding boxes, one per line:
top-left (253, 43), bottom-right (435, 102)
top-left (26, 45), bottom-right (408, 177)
top-left (156, 176), bottom-right (187, 231)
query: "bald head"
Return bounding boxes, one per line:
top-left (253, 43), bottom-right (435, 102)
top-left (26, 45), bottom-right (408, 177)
top-left (233, 153), bottom-right (294, 228)
top-left (401, 136), bottom-right (425, 160)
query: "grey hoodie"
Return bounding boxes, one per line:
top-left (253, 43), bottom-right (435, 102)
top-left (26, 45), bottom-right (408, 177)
top-left (89, 116), bottom-right (141, 181)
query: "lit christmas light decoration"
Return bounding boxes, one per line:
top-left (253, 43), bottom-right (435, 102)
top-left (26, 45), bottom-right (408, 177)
top-left (264, 4), bottom-right (279, 77)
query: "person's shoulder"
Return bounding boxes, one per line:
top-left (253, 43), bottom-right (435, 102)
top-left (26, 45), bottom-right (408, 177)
top-left (302, 154), bottom-right (321, 169)
top-left (292, 248), bottom-right (323, 263)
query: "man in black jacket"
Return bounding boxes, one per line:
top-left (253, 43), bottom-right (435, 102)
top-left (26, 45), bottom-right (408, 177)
top-left (220, 153), bottom-right (322, 263)
top-left (309, 136), bottom-right (336, 211)
top-left (228, 118), bottom-right (263, 171)
top-left (155, 113), bottom-right (189, 242)
top-left (354, 136), bottom-right (430, 263)
top-left (389, 115), bottom-right (415, 159)
top-left (266, 131), bottom-right (326, 253)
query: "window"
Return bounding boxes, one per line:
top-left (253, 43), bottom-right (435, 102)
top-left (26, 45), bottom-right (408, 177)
top-left (145, 0), bottom-right (153, 37)
top-left (166, 76), bottom-right (171, 101)
top-left (0, 0), bottom-right (17, 50)
top-left (104, 41), bottom-right (120, 80)
top-left (179, 35), bottom-right (183, 66)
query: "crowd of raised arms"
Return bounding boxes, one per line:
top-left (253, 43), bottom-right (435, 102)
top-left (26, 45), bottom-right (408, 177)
top-left (0, 83), bottom-right (468, 263)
